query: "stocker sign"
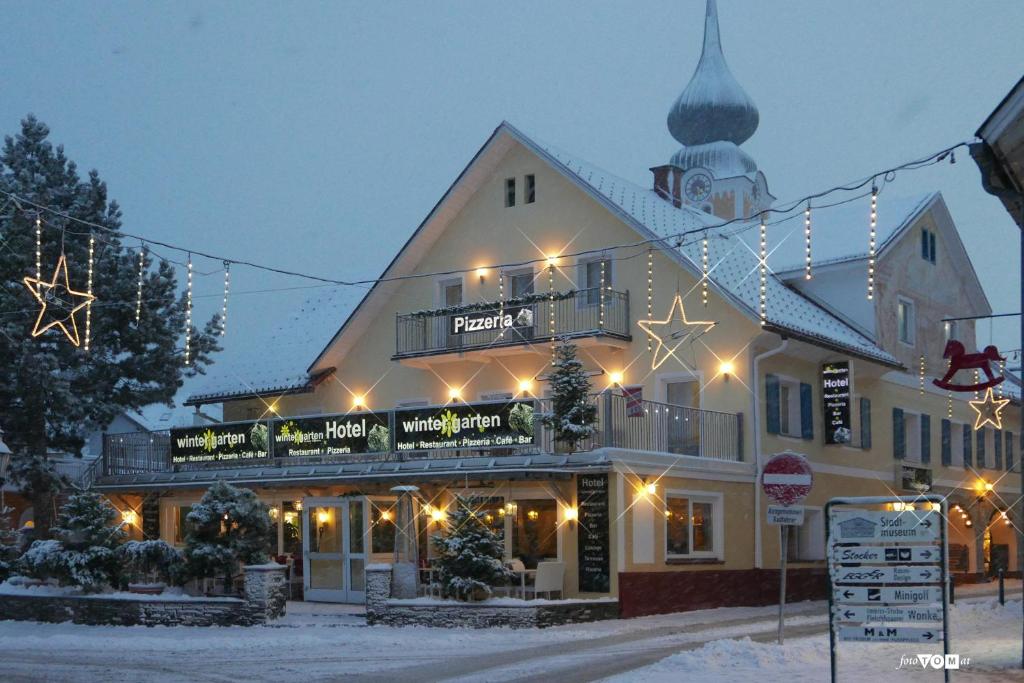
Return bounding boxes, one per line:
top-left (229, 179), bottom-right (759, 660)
top-left (448, 305), bottom-right (533, 336)
top-left (822, 361), bottom-right (852, 444)
top-left (170, 421), bottom-right (271, 465)
top-left (273, 411), bottom-right (391, 457)
top-left (394, 400), bottom-right (536, 451)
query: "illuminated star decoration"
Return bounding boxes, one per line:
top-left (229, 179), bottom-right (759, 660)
top-left (969, 387), bottom-right (1010, 430)
top-left (22, 254), bottom-right (96, 347)
top-left (637, 292), bottom-right (715, 370)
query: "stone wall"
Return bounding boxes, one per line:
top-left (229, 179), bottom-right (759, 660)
top-left (0, 564), bottom-right (288, 627)
top-left (365, 565), bottom-right (618, 629)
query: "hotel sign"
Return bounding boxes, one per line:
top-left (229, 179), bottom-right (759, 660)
top-left (170, 421), bottom-right (271, 465)
top-left (272, 412), bottom-right (391, 457)
top-left (448, 305), bottom-right (533, 336)
top-left (577, 473), bottom-right (610, 593)
top-left (822, 361), bottom-right (851, 444)
top-left (394, 400), bottom-right (536, 451)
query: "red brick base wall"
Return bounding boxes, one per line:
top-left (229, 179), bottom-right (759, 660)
top-left (618, 568), bottom-right (830, 618)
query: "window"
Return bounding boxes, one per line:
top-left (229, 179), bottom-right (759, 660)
top-left (898, 298), bottom-right (915, 345)
top-left (786, 509), bottom-right (825, 561)
top-left (439, 278), bottom-right (462, 308)
top-left (173, 506), bottom-right (193, 545)
top-left (505, 177), bottom-right (516, 207)
top-left (921, 228), bottom-right (936, 263)
top-left (665, 493), bottom-right (720, 558)
top-left (371, 503), bottom-right (396, 554)
top-left (778, 381), bottom-right (802, 436)
top-left (579, 257), bottom-right (612, 305)
top-left (512, 499), bottom-right (557, 568)
top-left (903, 412), bottom-right (921, 463)
top-left (525, 174), bottom-right (536, 204)
top-left (282, 501), bottom-right (301, 555)
top-left (504, 268), bottom-right (535, 298)
top-left (951, 423), bottom-right (965, 468)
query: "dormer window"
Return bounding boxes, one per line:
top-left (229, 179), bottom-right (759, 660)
top-left (898, 297), bottom-right (916, 346)
top-left (921, 228), bottom-right (936, 263)
top-left (505, 178), bottom-right (516, 207)
top-left (525, 174), bottom-right (536, 204)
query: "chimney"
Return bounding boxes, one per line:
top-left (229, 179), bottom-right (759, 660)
top-left (651, 165), bottom-right (683, 208)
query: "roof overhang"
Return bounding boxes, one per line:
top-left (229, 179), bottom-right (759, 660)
top-left (975, 76), bottom-right (1024, 226)
top-left (185, 367), bottom-right (335, 407)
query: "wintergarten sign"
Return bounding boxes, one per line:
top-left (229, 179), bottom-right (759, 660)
top-left (170, 421), bottom-right (271, 465)
top-left (393, 400), bottom-right (536, 451)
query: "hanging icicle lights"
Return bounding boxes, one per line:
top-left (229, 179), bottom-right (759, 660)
top-left (759, 213), bottom-right (767, 325)
top-left (34, 214), bottom-right (42, 291)
top-left (84, 233), bottom-right (95, 351)
top-left (548, 261), bottom-right (555, 365)
top-left (867, 184), bottom-right (877, 300)
top-left (701, 234), bottom-right (709, 307)
top-left (221, 261), bottom-right (230, 336)
top-left (599, 258), bottom-right (606, 328)
top-left (135, 245), bottom-right (145, 325)
top-left (919, 354), bottom-right (925, 395)
top-left (804, 202), bottom-right (813, 280)
top-left (646, 248), bottom-right (654, 352)
top-left (184, 254), bottom-right (193, 366)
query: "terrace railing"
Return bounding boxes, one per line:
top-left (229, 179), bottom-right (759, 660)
top-left (98, 394), bottom-right (742, 480)
top-left (394, 288), bottom-right (630, 358)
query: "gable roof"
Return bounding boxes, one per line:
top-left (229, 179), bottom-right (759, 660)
top-left (190, 122), bottom-right (901, 404)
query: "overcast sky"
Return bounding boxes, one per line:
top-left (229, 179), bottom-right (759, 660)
top-left (3, 1), bottom-right (1023, 361)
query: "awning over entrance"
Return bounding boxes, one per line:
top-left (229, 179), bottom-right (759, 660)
top-left (94, 451), bottom-right (610, 491)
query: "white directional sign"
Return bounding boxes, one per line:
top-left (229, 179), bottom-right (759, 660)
top-left (834, 605), bottom-right (944, 624)
top-left (838, 625), bottom-right (941, 644)
top-left (834, 586), bottom-right (942, 605)
top-left (830, 510), bottom-right (939, 542)
top-left (832, 565), bottom-right (940, 584)
top-left (767, 504), bottom-right (804, 526)
top-left (831, 544), bottom-right (940, 564)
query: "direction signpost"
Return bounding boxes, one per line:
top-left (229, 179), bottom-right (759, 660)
top-left (761, 451), bottom-right (813, 645)
top-left (826, 495), bottom-right (950, 683)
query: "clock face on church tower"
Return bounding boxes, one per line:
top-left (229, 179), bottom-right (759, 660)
top-left (684, 173), bottom-right (712, 202)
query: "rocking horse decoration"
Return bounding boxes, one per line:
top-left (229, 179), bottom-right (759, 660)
top-left (932, 340), bottom-right (1005, 392)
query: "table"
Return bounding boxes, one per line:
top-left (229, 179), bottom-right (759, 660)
top-left (509, 569), bottom-right (536, 599)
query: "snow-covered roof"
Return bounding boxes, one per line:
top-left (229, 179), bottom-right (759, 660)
top-left (522, 127), bottom-right (897, 366)
top-left (766, 192), bottom-right (938, 275)
top-left (187, 285), bottom-right (366, 404)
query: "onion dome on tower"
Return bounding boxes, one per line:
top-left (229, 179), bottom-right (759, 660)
top-left (652, 0), bottom-right (773, 219)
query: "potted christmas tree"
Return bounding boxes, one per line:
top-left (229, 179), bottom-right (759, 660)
top-left (431, 496), bottom-right (513, 601)
top-left (542, 340), bottom-right (598, 453)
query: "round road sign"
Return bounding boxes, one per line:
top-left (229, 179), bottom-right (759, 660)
top-left (761, 451), bottom-right (813, 506)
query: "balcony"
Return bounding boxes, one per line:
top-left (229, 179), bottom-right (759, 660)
top-left (97, 394), bottom-right (742, 483)
top-left (394, 288), bottom-right (630, 360)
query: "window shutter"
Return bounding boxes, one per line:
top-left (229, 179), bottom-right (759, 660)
top-left (940, 419), bottom-right (951, 466)
top-left (977, 428), bottom-right (986, 469)
top-left (994, 429), bottom-right (1003, 470)
top-left (765, 374), bottom-right (780, 435)
top-left (963, 424), bottom-right (973, 468)
top-left (893, 408), bottom-right (905, 460)
top-left (860, 398), bottom-right (872, 450)
top-left (799, 383), bottom-right (813, 440)
top-left (920, 414), bottom-right (931, 464)
top-left (1007, 433), bottom-right (1015, 472)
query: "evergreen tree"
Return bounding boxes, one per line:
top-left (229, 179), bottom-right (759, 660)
top-left (19, 490), bottom-right (125, 592)
top-left (431, 496), bottom-right (513, 600)
top-left (183, 482), bottom-right (273, 592)
top-left (0, 508), bottom-right (22, 583)
top-left (542, 340), bottom-right (597, 452)
top-left (0, 116), bottom-right (221, 537)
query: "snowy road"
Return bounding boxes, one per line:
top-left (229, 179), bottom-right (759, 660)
top-left (0, 585), bottom-right (1020, 682)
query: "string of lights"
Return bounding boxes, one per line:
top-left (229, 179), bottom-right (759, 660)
top-left (867, 184), bottom-right (877, 300)
top-left (0, 141), bottom-right (968, 294)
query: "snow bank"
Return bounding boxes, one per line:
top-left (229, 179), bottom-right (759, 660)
top-left (0, 581), bottom-right (239, 602)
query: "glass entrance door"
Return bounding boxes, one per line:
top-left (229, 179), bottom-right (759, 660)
top-left (302, 497), bottom-right (367, 603)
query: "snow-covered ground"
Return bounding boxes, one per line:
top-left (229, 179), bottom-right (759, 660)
top-left (0, 583), bottom-right (1019, 682)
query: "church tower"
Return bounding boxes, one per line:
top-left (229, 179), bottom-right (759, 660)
top-left (652, 0), bottom-right (774, 219)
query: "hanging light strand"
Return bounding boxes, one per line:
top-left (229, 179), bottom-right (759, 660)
top-left (34, 214), bottom-right (42, 293)
top-left (135, 244), bottom-right (146, 325)
top-left (598, 257), bottom-right (606, 329)
top-left (867, 184), bottom-right (877, 299)
top-left (919, 354), bottom-right (925, 395)
top-left (759, 213), bottom-right (767, 325)
top-left (548, 263), bottom-right (555, 365)
top-left (220, 261), bottom-right (230, 336)
top-left (701, 234), bottom-right (709, 307)
top-left (184, 254), bottom-right (193, 366)
top-left (84, 232), bottom-right (95, 351)
top-left (804, 202), bottom-right (813, 280)
top-left (947, 390), bottom-right (953, 420)
top-left (646, 248), bottom-right (653, 352)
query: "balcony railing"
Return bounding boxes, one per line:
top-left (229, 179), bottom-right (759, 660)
top-left (98, 394), bottom-right (742, 480)
top-left (394, 288), bottom-right (630, 358)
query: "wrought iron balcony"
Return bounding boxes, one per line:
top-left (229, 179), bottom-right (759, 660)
top-left (394, 288), bottom-right (630, 359)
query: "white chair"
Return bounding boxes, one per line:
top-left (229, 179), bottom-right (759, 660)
top-left (522, 561), bottom-right (564, 600)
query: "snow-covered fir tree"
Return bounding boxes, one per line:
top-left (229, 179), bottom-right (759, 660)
top-left (116, 539), bottom-right (184, 587)
top-left (542, 340), bottom-right (597, 452)
top-left (20, 490), bottom-right (125, 592)
top-left (0, 508), bottom-right (22, 583)
top-left (431, 496), bottom-right (513, 600)
top-left (183, 482), bottom-right (273, 592)
top-left (0, 116), bottom-right (222, 538)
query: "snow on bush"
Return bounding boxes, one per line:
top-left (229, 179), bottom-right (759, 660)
top-left (431, 496), bottom-right (513, 600)
top-left (116, 540), bottom-right (184, 587)
top-left (541, 340), bottom-right (597, 451)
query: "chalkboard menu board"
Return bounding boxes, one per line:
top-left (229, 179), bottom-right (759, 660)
top-left (822, 361), bottom-right (852, 444)
top-left (577, 473), bottom-right (610, 593)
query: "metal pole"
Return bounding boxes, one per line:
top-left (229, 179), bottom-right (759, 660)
top-left (778, 525), bottom-right (787, 645)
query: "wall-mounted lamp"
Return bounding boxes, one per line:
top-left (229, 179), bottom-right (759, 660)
top-left (719, 360), bottom-right (735, 382)
top-left (609, 371), bottom-right (624, 387)
top-left (379, 509), bottom-right (393, 522)
top-left (352, 395), bottom-right (366, 410)
top-left (430, 507), bottom-right (447, 523)
top-left (564, 506), bottom-right (578, 529)
top-left (527, 509), bottom-right (539, 521)
top-left (504, 501), bottom-right (518, 517)
top-left (476, 267), bottom-right (488, 284)
top-left (317, 510), bottom-right (330, 525)
top-left (545, 254), bottom-right (559, 267)
top-left (121, 509), bottom-right (138, 526)
top-left (294, 500), bottom-right (303, 511)
top-left (449, 386), bottom-right (463, 401)
top-left (518, 379), bottom-right (533, 395)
